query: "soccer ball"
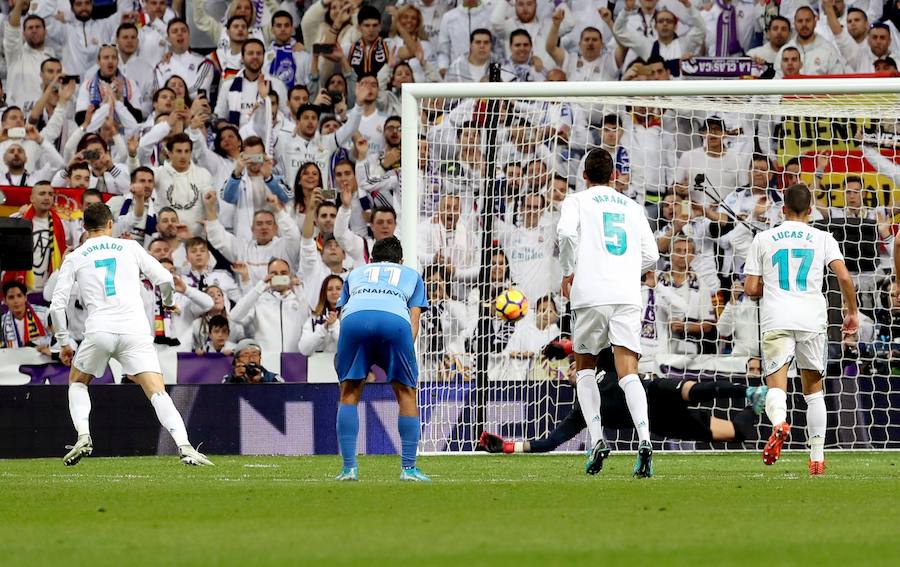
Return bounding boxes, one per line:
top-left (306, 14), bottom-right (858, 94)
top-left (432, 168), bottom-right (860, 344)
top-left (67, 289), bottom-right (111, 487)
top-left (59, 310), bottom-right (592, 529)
top-left (495, 288), bottom-right (529, 321)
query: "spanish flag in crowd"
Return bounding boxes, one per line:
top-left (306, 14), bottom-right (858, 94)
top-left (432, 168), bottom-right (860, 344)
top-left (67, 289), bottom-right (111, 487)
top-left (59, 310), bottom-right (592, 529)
top-left (1, 204), bottom-right (66, 291)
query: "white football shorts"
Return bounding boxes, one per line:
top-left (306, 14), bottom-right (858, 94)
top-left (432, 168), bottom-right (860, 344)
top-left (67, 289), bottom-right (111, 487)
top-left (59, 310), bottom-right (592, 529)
top-left (572, 304), bottom-right (642, 356)
top-left (762, 329), bottom-right (827, 377)
top-left (74, 332), bottom-right (161, 377)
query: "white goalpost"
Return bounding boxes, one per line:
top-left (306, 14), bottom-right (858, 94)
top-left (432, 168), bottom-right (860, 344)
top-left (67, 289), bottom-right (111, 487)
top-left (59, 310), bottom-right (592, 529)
top-left (401, 78), bottom-right (900, 454)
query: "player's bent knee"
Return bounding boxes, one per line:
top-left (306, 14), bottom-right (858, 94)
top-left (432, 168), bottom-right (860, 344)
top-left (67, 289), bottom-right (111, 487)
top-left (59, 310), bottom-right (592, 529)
top-left (339, 380), bottom-right (365, 404)
top-left (765, 364), bottom-right (790, 389)
top-left (800, 370), bottom-right (824, 395)
top-left (391, 383), bottom-right (418, 414)
top-left (130, 372), bottom-right (166, 397)
top-left (574, 352), bottom-right (598, 370)
top-left (68, 369), bottom-right (93, 385)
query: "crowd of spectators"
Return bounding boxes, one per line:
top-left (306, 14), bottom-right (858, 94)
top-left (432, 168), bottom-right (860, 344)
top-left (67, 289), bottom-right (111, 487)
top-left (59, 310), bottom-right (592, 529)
top-left (1, 0), bottom-right (899, 381)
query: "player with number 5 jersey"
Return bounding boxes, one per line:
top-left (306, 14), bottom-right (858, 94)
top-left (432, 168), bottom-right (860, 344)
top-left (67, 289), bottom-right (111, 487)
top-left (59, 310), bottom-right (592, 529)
top-left (744, 183), bottom-right (859, 476)
top-left (334, 236), bottom-right (430, 482)
top-left (557, 149), bottom-right (659, 478)
top-left (49, 203), bottom-right (213, 467)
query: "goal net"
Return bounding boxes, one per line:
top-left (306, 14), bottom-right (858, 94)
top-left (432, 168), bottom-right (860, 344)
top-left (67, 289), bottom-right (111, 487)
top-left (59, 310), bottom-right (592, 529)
top-left (400, 79), bottom-right (900, 453)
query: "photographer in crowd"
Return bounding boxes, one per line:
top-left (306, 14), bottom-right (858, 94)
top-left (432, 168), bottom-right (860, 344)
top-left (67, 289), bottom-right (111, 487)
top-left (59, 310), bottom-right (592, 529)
top-left (222, 338), bottom-right (283, 384)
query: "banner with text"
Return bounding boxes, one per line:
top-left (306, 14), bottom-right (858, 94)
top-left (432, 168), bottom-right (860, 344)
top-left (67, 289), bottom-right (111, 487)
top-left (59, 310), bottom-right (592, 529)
top-left (680, 57), bottom-right (761, 79)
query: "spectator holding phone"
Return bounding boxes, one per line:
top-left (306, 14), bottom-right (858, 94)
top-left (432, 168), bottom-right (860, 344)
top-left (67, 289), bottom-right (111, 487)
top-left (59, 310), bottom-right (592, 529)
top-left (53, 134), bottom-right (130, 195)
top-left (302, 0), bottom-right (360, 78)
top-left (25, 60), bottom-right (79, 148)
top-left (159, 257), bottom-right (216, 352)
top-left (220, 136), bottom-right (292, 242)
top-left (0, 106), bottom-right (66, 178)
top-left (230, 258), bottom-right (310, 372)
top-left (300, 188), bottom-right (350, 304)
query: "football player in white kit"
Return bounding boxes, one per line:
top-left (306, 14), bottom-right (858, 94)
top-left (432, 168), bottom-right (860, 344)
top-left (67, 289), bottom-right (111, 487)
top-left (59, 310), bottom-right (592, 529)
top-left (557, 148), bottom-right (660, 477)
top-left (50, 203), bottom-right (213, 466)
top-left (744, 184), bottom-right (858, 476)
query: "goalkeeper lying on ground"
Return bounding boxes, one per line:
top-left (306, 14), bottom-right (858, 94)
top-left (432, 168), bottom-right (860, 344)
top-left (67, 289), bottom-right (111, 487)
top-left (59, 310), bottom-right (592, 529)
top-left (480, 346), bottom-right (766, 454)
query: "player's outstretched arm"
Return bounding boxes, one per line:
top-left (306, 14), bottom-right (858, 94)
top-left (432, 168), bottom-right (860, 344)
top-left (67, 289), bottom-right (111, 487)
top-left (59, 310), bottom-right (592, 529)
top-left (830, 258), bottom-right (860, 336)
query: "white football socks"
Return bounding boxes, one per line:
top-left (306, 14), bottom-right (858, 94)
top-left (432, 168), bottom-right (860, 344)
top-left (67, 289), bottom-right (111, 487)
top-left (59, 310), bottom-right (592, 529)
top-left (765, 387), bottom-right (788, 427)
top-left (150, 391), bottom-right (190, 447)
top-left (805, 391), bottom-right (826, 462)
top-left (68, 382), bottom-right (91, 437)
top-left (618, 374), bottom-right (651, 443)
top-left (575, 369), bottom-right (604, 445)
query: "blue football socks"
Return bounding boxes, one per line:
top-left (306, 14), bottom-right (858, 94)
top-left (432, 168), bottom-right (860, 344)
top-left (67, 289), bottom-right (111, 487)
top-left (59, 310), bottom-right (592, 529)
top-left (398, 415), bottom-right (420, 469)
top-left (337, 404), bottom-right (359, 469)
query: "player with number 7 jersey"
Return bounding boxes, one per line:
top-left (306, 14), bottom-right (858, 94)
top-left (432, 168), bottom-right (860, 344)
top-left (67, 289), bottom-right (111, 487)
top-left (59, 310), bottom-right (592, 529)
top-left (744, 183), bottom-right (859, 476)
top-left (49, 203), bottom-right (213, 468)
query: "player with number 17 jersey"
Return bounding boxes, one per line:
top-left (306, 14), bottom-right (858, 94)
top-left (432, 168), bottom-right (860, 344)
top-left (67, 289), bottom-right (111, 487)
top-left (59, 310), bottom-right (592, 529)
top-left (744, 221), bottom-right (843, 335)
top-left (743, 183), bottom-right (858, 476)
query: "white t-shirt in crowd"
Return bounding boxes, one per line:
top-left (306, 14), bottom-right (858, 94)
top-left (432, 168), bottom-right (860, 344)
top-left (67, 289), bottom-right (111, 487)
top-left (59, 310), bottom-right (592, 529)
top-left (675, 146), bottom-right (749, 204)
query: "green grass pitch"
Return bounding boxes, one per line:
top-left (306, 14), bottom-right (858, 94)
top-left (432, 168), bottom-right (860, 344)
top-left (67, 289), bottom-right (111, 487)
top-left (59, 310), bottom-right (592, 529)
top-left (2, 452), bottom-right (899, 566)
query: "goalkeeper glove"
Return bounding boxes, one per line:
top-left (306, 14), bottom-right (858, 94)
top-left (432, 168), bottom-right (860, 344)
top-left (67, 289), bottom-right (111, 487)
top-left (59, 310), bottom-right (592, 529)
top-left (479, 431), bottom-right (515, 454)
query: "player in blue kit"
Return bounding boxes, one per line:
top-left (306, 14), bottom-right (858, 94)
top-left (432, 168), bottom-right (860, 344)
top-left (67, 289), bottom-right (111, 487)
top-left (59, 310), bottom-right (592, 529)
top-left (334, 236), bottom-right (430, 482)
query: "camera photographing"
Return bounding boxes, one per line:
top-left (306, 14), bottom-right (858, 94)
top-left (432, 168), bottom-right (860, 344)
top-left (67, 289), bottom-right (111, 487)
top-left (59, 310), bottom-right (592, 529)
top-left (326, 91), bottom-right (343, 105)
top-left (694, 173), bottom-right (706, 188)
top-left (244, 363), bottom-right (262, 380)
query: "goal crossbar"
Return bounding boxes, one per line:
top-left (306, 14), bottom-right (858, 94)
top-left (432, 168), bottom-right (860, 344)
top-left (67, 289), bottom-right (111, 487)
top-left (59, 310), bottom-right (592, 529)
top-left (400, 78), bottom-right (900, 271)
